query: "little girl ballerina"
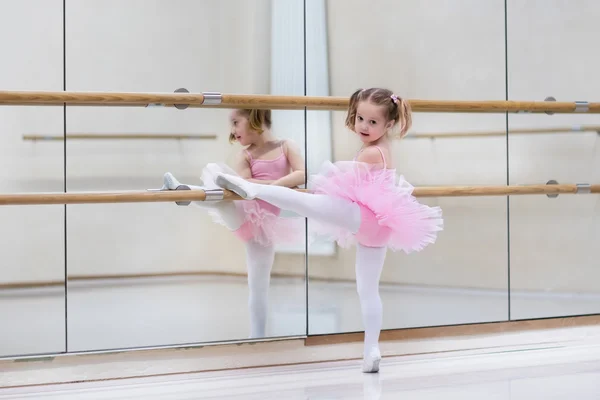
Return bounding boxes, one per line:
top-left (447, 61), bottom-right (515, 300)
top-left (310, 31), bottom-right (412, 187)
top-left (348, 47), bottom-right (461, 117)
top-left (213, 88), bottom-right (443, 373)
top-left (160, 108), bottom-right (306, 339)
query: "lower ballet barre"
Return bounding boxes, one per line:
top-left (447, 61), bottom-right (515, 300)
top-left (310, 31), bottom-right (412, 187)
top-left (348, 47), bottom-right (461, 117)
top-left (0, 183), bottom-right (597, 206)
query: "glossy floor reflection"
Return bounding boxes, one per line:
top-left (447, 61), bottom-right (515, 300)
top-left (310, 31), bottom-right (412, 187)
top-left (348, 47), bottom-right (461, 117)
top-left (2, 275), bottom-right (600, 355)
top-left (1, 344), bottom-right (599, 398)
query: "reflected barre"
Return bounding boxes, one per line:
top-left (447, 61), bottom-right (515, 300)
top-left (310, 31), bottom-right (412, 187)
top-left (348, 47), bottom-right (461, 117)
top-left (1, 89), bottom-right (600, 113)
top-left (0, 183), bottom-right (598, 206)
top-left (22, 133), bottom-right (217, 141)
top-left (23, 126), bottom-right (600, 142)
top-left (409, 125), bottom-right (600, 139)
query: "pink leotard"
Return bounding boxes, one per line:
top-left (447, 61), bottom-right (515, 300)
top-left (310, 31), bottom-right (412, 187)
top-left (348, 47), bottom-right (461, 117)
top-left (245, 142), bottom-right (291, 181)
top-left (233, 142), bottom-right (303, 246)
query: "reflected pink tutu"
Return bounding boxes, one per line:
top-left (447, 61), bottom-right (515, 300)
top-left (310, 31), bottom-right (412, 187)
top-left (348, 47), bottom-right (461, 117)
top-left (230, 199), bottom-right (305, 247)
top-left (309, 161), bottom-right (443, 253)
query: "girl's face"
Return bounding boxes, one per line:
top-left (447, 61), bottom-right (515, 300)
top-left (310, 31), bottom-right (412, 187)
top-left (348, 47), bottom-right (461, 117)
top-left (230, 110), bottom-right (260, 146)
top-left (353, 101), bottom-right (394, 144)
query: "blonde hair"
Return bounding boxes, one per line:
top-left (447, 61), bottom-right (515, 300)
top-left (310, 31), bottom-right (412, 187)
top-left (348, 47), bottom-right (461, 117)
top-left (229, 109), bottom-right (272, 143)
top-left (345, 88), bottom-right (412, 138)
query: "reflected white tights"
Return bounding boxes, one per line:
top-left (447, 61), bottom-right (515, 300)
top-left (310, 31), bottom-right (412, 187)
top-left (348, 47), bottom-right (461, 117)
top-left (163, 172), bottom-right (273, 338)
top-left (198, 203), bottom-right (274, 338)
top-left (245, 240), bottom-right (275, 338)
top-left (192, 199), bottom-right (244, 231)
top-left (197, 203), bottom-right (274, 338)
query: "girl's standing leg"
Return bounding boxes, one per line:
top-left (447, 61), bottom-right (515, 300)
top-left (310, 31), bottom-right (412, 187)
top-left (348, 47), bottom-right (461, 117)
top-left (355, 243), bottom-right (387, 373)
top-left (244, 240), bottom-right (275, 338)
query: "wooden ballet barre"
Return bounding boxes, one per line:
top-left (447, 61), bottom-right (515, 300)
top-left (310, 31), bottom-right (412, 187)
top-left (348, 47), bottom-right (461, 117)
top-left (1, 90), bottom-right (600, 113)
top-left (0, 183), bottom-right (598, 206)
top-left (416, 184), bottom-right (600, 197)
top-left (22, 133), bottom-right (217, 141)
top-left (408, 125), bottom-right (600, 139)
top-left (0, 190), bottom-right (214, 205)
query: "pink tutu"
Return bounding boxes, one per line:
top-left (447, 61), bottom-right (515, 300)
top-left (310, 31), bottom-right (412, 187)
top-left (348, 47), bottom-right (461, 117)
top-left (309, 161), bottom-right (443, 253)
top-left (202, 163), bottom-right (305, 247)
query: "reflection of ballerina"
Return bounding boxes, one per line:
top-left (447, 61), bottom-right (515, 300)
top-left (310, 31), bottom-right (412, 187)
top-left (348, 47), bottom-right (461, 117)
top-left (213, 88), bottom-right (444, 372)
top-left (160, 109), bottom-right (306, 339)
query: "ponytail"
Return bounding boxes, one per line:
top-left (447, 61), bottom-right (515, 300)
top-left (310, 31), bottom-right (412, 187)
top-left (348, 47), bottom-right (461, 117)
top-left (345, 88), bottom-right (363, 130)
top-left (397, 98), bottom-right (412, 138)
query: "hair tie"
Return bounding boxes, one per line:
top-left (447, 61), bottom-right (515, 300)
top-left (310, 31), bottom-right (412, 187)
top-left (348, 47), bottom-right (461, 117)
top-left (390, 94), bottom-right (399, 104)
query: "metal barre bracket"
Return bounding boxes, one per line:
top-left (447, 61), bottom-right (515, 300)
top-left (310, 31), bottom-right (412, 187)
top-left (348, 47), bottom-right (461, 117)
top-left (546, 179), bottom-right (559, 198)
top-left (576, 183), bottom-right (592, 194)
top-left (174, 184), bottom-right (192, 206)
top-left (204, 189), bottom-right (225, 201)
top-left (174, 88), bottom-right (190, 110)
top-left (544, 96), bottom-right (556, 115)
top-left (545, 181), bottom-right (592, 198)
top-left (172, 89), bottom-right (222, 109)
top-left (575, 101), bottom-right (589, 113)
top-left (175, 186), bottom-right (225, 205)
top-left (202, 92), bottom-right (222, 105)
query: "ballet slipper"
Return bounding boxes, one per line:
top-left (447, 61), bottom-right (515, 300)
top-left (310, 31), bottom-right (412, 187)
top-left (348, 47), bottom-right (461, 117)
top-left (362, 347), bottom-right (381, 373)
top-left (160, 172), bottom-right (205, 191)
top-left (200, 163), bottom-right (229, 190)
top-left (215, 173), bottom-right (258, 200)
top-left (154, 172), bottom-right (207, 206)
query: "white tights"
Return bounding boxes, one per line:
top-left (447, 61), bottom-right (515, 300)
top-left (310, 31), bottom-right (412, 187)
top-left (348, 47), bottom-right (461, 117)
top-left (247, 183), bottom-right (362, 233)
top-left (356, 244), bottom-right (386, 354)
top-left (239, 180), bottom-right (386, 353)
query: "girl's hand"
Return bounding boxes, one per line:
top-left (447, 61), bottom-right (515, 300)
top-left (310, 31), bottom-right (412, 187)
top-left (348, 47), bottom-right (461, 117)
top-left (270, 140), bottom-right (306, 188)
